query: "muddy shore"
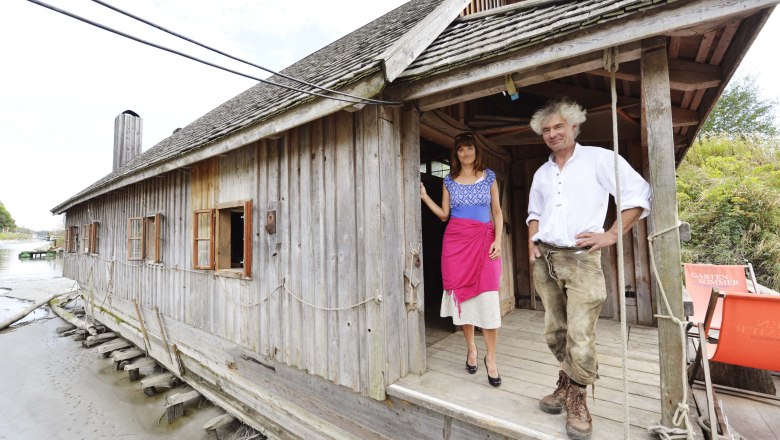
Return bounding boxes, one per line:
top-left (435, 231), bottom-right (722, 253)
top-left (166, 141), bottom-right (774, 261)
top-left (0, 277), bottom-right (250, 440)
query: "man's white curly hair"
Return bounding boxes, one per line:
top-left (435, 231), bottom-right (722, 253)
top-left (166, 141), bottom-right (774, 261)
top-left (529, 98), bottom-right (587, 138)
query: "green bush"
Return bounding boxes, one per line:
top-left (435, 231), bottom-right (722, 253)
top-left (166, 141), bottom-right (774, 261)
top-left (678, 135), bottom-right (780, 290)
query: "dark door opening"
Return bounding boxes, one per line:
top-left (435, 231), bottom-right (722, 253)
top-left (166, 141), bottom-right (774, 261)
top-left (420, 141), bottom-right (455, 332)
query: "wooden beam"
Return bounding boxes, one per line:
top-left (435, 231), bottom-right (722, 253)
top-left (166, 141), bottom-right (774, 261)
top-left (589, 59), bottom-right (722, 92)
top-left (488, 107), bottom-right (640, 146)
top-left (641, 38), bottom-right (686, 431)
top-left (623, 104), bottom-right (699, 128)
top-left (420, 124), bottom-right (455, 148)
top-left (377, 0), bottom-right (472, 81)
top-left (389, 0), bottom-right (776, 104)
top-left (420, 110), bottom-right (511, 161)
top-left (411, 42), bottom-right (643, 111)
top-left (686, 9), bottom-right (774, 153)
top-left (519, 82), bottom-right (640, 110)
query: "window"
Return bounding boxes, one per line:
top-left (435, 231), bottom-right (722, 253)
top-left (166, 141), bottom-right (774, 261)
top-left (193, 209), bottom-right (214, 269)
top-left (144, 214), bottom-right (161, 263)
top-left (194, 200), bottom-right (252, 277)
top-left (420, 160), bottom-right (450, 178)
top-left (66, 226), bottom-right (79, 253)
top-left (128, 215), bottom-right (161, 262)
top-left (89, 222), bottom-right (100, 254)
top-left (128, 217), bottom-right (143, 260)
top-left (81, 225), bottom-right (90, 253)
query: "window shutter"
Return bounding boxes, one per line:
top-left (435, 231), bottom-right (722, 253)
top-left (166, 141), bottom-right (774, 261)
top-left (154, 213), bottom-right (162, 263)
top-left (243, 200), bottom-right (253, 278)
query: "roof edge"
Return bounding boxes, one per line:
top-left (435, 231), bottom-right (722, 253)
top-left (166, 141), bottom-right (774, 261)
top-left (392, 0), bottom-right (780, 99)
top-left (377, 0), bottom-right (472, 82)
top-left (51, 70), bottom-right (387, 214)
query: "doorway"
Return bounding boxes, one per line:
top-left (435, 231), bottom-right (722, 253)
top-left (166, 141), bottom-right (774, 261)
top-left (419, 140), bottom-right (455, 332)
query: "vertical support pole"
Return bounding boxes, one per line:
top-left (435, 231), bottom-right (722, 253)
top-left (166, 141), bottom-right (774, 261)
top-left (360, 105), bottom-right (387, 400)
top-left (401, 104), bottom-right (426, 375)
top-left (133, 298), bottom-right (152, 355)
top-left (641, 37), bottom-right (686, 428)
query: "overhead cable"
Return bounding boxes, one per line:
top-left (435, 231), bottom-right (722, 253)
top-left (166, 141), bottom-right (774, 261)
top-left (26, 0), bottom-right (400, 106)
top-left (90, 0), bottom-right (398, 105)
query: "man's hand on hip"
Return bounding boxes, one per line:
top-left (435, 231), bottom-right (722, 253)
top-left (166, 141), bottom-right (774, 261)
top-left (575, 230), bottom-right (618, 253)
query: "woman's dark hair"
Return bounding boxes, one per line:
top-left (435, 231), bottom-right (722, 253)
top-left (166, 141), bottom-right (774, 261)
top-left (449, 132), bottom-right (485, 178)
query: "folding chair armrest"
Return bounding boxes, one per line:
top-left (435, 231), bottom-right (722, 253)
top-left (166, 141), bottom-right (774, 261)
top-left (702, 287), bottom-right (723, 336)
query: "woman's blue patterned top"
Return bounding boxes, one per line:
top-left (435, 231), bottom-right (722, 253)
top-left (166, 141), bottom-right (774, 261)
top-left (444, 169), bottom-right (495, 223)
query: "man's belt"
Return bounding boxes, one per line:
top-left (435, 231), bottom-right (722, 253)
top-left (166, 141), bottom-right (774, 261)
top-left (535, 241), bottom-right (590, 252)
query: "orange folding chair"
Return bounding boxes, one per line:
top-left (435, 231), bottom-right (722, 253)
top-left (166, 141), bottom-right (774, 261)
top-left (683, 263), bottom-right (758, 330)
top-left (688, 288), bottom-right (780, 439)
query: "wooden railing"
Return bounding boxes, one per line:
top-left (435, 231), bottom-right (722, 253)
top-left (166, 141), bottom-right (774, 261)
top-left (460, 0), bottom-right (520, 17)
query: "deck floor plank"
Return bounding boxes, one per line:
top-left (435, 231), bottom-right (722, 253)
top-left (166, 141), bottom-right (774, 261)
top-left (398, 309), bottom-right (666, 439)
top-left (397, 309), bottom-right (780, 439)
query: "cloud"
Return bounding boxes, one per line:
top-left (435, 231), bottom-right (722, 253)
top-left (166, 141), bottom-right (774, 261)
top-left (0, 0), bottom-right (406, 230)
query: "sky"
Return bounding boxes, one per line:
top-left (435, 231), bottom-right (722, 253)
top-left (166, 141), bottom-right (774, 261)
top-left (0, 1), bottom-right (779, 231)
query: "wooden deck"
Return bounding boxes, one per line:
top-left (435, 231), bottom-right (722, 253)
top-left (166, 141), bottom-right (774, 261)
top-left (390, 309), bottom-right (675, 439)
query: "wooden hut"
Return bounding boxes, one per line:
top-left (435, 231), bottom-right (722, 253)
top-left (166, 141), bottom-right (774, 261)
top-left (52, 0), bottom-right (779, 438)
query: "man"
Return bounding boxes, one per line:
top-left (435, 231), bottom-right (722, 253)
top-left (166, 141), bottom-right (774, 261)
top-left (526, 98), bottom-right (651, 439)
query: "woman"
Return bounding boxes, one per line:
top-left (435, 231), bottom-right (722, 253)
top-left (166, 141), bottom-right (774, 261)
top-left (420, 132), bottom-right (504, 387)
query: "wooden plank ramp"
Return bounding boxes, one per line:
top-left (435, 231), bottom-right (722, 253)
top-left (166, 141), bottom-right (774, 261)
top-left (389, 309), bottom-right (669, 439)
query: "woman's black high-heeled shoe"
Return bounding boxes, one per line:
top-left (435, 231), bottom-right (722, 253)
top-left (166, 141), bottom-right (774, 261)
top-left (466, 352), bottom-right (478, 374)
top-left (484, 356), bottom-right (501, 387)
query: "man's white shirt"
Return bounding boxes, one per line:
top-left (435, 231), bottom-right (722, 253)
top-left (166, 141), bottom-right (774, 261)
top-left (527, 144), bottom-right (652, 247)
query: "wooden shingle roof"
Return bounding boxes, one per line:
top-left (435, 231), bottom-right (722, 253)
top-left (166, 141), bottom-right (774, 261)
top-left (53, 0), bottom-right (462, 213)
top-left (399, 0), bottom-right (677, 81)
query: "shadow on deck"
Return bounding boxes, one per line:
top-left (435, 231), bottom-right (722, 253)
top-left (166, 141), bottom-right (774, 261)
top-left (391, 309), bottom-right (780, 438)
top-left (390, 309), bottom-right (665, 438)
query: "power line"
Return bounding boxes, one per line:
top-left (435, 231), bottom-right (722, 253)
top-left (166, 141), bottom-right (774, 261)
top-left (26, 0), bottom-right (400, 107)
top-left (90, 0), bottom-right (398, 106)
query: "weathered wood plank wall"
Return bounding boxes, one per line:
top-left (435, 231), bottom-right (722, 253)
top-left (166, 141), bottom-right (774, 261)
top-left (62, 106), bottom-right (418, 399)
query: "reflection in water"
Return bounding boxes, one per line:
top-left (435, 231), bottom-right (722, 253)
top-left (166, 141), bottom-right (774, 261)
top-left (0, 240), bottom-right (63, 282)
top-left (0, 296), bottom-right (48, 325)
top-left (0, 240), bottom-right (63, 325)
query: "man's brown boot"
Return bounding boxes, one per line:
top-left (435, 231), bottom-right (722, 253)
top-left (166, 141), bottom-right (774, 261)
top-left (564, 382), bottom-right (592, 439)
top-left (539, 370), bottom-right (570, 414)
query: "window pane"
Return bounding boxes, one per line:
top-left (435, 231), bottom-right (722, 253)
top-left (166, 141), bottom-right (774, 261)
top-left (130, 240), bottom-right (142, 260)
top-left (197, 240), bottom-right (210, 267)
top-left (130, 219), bottom-right (142, 239)
top-left (82, 226), bottom-right (89, 252)
top-left (145, 218), bottom-right (156, 260)
top-left (197, 213), bottom-right (210, 239)
top-left (431, 161), bottom-right (450, 178)
top-left (93, 223), bottom-right (99, 254)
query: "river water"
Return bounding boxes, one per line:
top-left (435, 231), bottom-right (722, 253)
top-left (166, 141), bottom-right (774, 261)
top-left (0, 240), bottom-right (63, 325)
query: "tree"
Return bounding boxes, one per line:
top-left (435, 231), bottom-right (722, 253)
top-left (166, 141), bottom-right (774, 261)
top-left (677, 135), bottom-right (780, 290)
top-left (700, 74), bottom-right (779, 137)
top-left (0, 201), bottom-right (16, 231)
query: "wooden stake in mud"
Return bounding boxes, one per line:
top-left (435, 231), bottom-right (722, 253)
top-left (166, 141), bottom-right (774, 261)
top-left (132, 299), bottom-right (152, 355)
top-left (172, 344), bottom-right (186, 376)
top-left (153, 306), bottom-right (176, 369)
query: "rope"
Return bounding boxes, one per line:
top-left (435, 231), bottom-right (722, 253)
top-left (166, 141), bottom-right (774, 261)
top-left (64, 252), bottom-right (381, 312)
top-left (241, 280), bottom-right (382, 311)
top-left (647, 221), bottom-right (694, 440)
top-left (604, 46), bottom-right (631, 439)
top-left (603, 46), bottom-right (693, 440)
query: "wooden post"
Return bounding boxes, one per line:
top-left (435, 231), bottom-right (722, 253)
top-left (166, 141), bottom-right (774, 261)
top-left (401, 105), bottom-right (426, 375)
top-left (641, 37), bottom-right (686, 429)
top-left (132, 299), bottom-right (152, 355)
